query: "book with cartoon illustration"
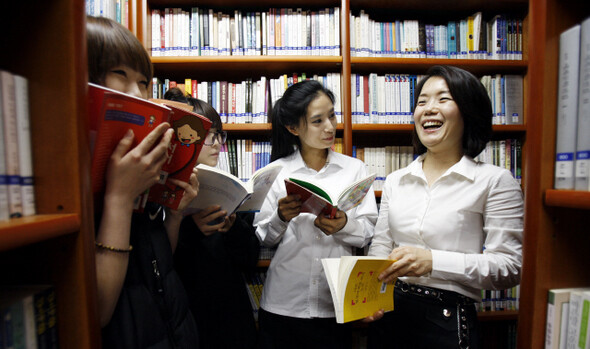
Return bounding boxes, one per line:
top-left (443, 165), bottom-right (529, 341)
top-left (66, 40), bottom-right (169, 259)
top-left (185, 163), bottom-right (283, 215)
top-left (146, 103), bottom-right (212, 210)
top-left (284, 173), bottom-right (376, 218)
top-left (322, 256), bottom-right (395, 323)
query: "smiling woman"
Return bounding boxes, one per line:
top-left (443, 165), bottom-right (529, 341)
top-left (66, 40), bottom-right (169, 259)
top-left (367, 65), bottom-right (523, 349)
top-left (253, 80), bottom-right (378, 349)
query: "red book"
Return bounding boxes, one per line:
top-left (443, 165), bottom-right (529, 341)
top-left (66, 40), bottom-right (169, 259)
top-left (147, 102), bottom-right (212, 210)
top-left (191, 79), bottom-right (198, 98)
top-left (88, 83), bottom-right (171, 197)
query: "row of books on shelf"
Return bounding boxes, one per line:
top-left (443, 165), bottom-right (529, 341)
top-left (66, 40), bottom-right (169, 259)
top-left (350, 11), bottom-right (523, 60)
top-left (474, 139), bottom-right (522, 184)
top-left (0, 70), bottom-right (36, 221)
top-left (210, 137), bottom-right (519, 191)
top-left (351, 73), bottom-right (523, 125)
top-left (85, 0), bottom-right (129, 28)
top-left (353, 146), bottom-right (414, 191)
top-left (244, 272), bottom-right (267, 321)
top-left (150, 7), bottom-right (340, 57)
top-left (476, 286), bottom-right (520, 312)
top-left (554, 17), bottom-right (590, 191)
top-left (152, 72), bottom-right (343, 124)
top-left (544, 287), bottom-right (590, 349)
top-left (0, 285), bottom-right (58, 349)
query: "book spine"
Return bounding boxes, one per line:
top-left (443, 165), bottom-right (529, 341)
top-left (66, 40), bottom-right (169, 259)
top-left (1, 70), bottom-right (23, 218)
top-left (13, 75), bottom-right (35, 217)
top-left (555, 25), bottom-right (581, 190)
top-left (575, 18), bottom-right (590, 191)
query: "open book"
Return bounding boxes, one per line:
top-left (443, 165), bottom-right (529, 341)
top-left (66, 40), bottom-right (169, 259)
top-left (284, 173), bottom-right (376, 218)
top-left (88, 83), bottom-right (171, 196)
top-left (88, 84), bottom-right (212, 210)
top-left (147, 103), bottom-right (212, 210)
top-left (185, 163), bottom-right (283, 215)
top-left (322, 256), bottom-right (395, 323)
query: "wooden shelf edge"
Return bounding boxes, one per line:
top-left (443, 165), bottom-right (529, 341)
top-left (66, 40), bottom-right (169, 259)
top-left (152, 56), bottom-right (343, 64)
top-left (544, 189), bottom-right (590, 210)
top-left (224, 123), bottom-right (344, 132)
top-left (351, 124), bottom-right (525, 132)
top-left (0, 214), bottom-right (81, 252)
top-left (477, 310), bottom-right (519, 321)
top-left (351, 57), bottom-right (528, 67)
top-left (257, 259), bottom-right (271, 267)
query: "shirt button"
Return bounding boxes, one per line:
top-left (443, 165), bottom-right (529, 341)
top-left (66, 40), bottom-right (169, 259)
top-left (316, 235), bottom-right (321, 240)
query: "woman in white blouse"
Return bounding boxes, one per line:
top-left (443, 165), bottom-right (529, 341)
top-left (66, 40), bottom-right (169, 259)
top-left (367, 65), bottom-right (523, 349)
top-left (254, 80), bottom-right (378, 349)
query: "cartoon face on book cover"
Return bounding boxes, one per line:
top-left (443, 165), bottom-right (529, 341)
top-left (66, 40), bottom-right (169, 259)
top-left (147, 104), bottom-right (212, 210)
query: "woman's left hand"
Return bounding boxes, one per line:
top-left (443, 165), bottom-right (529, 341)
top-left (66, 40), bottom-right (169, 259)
top-left (218, 213), bottom-right (237, 233)
top-left (377, 246), bottom-right (433, 284)
top-left (314, 210), bottom-right (347, 236)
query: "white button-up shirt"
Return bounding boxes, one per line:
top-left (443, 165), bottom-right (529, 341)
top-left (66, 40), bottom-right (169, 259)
top-left (369, 155), bottom-right (523, 301)
top-left (254, 150), bottom-right (378, 318)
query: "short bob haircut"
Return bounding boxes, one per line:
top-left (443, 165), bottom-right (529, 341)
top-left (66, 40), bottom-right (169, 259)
top-left (412, 65), bottom-right (493, 158)
top-left (87, 16), bottom-right (153, 86)
top-left (270, 80), bottom-right (335, 162)
top-left (163, 87), bottom-right (223, 131)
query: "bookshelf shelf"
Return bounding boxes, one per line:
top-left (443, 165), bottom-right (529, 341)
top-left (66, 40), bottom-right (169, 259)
top-left (351, 58), bottom-right (528, 75)
top-left (224, 123), bottom-right (344, 133)
top-left (544, 190), bottom-right (590, 210)
top-left (0, 214), bottom-right (80, 252)
top-left (257, 259), bottom-right (272, 268)
top-left (152, 56), bottom-right (343, 81)
top-left (478, 310), bottom-right (519, 322)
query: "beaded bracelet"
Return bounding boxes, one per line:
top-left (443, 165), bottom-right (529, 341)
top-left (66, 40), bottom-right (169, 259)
top-left (95, 241), bottom-right (133, 253)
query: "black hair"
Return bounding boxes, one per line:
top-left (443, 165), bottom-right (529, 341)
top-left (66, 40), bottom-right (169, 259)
top-left (412, 65), bottom-right (493, 158)
top-left (270, 80), bottom-right (335, 161)
top-left (164, 87), bottom-right (223, 131)
top-left (87, 16), bottom-right (153, 85)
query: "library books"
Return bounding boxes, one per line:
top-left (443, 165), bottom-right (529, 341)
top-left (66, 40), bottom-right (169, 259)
top-left (554, 24), bottom-right (581, 190)
top-left (150, 7), bottom-right (340, 57)
top-left (185, 162), bottom-right (282, 215)
top-left (564, 289), bottom-right (590, 349)
top-left (322, 256), bottom-right (395, 323)
top-left (575, 18), bottom-right (590, 191)
top-left (285, 173), bottom-right (376, 219)
top-left (0, 285), bottom-right (58, 349)
top-left (544, 287), bottom-right (590, 349)
top-left (349, 11), bottom-right (523, 60)
top-left (0, 70), bottom-right (35, 221)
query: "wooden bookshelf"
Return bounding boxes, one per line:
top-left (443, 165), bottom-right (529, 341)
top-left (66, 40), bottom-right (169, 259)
top-left (544, 190), bottom-right (590, 210)
top-left (0, 0), bottom-right (100, 348)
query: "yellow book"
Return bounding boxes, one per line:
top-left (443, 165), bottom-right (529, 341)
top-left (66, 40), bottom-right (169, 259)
top-left (184, 79), bottom-right (192, 96)
top-left (322, 256), bottom-right (395, 323)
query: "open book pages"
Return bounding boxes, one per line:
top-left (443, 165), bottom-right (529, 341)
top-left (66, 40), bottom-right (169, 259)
top-left (186, 163), bottom-right (282, 215)
top-left (322, 256), bottom-right (395, 323)
top-left (285, 173), bottom-right (376, 218)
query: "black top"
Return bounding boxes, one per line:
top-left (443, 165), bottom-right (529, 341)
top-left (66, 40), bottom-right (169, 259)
top-left (174, 212), bottom-right (260, 349)
top-left (101, 203), bottom-right (200, 349)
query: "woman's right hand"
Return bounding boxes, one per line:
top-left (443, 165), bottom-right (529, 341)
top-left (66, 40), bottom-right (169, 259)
top-left (104, 123), bottom-right (173, 206)
top-left (277, 194), bottom-right (301, 222)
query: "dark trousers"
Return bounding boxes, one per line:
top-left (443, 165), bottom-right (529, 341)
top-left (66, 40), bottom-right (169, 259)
top-left (367, 286), bottom-right (480, 349)
top-left (258, 308), bottom-right (352, 349)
